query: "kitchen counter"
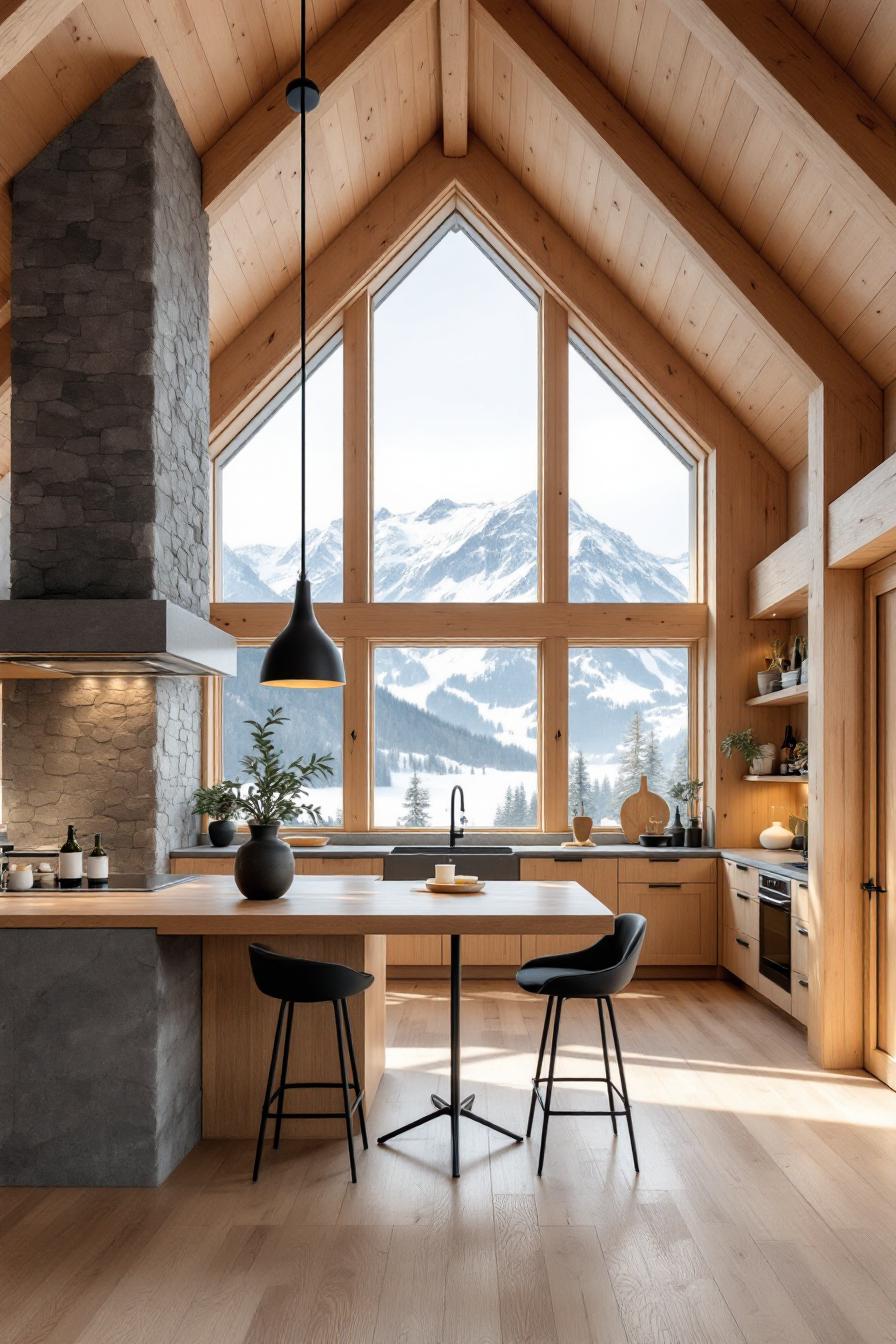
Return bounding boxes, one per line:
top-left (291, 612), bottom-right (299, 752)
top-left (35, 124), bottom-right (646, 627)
top-left (719, 848), bottom-right (809, 883)
top-left (170, 842), bottom-right (718, 860)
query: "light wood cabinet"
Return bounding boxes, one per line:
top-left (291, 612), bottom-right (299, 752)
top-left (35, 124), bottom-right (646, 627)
top-left (442, 934), bottom-right (521, 966)
top-left (792, 918), bottom-right (810, 977)
top-left (722, 858), bottom-right (759, 899)
top-left (721, 924), bottom-right (758, 989)
top-left (618, 883), bottom-right (717, 965)
top-left (792, 879), bottom-right (809, 924)
top-left (619, 856), bottom-right (716, 884)
top-left (519, 858), bottom-right (617, 961)
top-left (721, 885), bottom-right (759, 939)
top-left (791, 970), bottom-right (810, 1026)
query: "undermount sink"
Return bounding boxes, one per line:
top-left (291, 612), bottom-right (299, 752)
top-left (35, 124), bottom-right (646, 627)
top-left (390, 845), bottom-right (513, 854)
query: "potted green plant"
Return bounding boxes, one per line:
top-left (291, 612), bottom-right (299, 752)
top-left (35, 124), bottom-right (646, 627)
top-left (190, 781), bottom-right (241, 848)
top-left (721, 728), bottom-right (766, 776)
top-left (669, 777), bottom-right (704, 847)
top-left (233, 708), bottom-right (334, 901)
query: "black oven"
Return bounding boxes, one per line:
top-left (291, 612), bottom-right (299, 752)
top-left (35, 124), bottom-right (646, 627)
top-left (758, 872), bottom-right (791, 992)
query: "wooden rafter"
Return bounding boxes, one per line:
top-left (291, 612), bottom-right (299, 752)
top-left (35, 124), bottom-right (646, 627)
top-left (663, 0), bottom-right (896, 248)
top-left (0, 0), bottom-right (79, 82)
top-left (202, 0), bottom-right (434, 223)
top-left (439, 0), bottom-right (469, 156)
top-left (0, 184), bottom-right (9, 307)
top-left (472, 0), bottom-right (881, 435)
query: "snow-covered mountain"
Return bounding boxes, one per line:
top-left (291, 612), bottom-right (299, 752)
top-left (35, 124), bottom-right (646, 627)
top-left (222, 491), bottom-right (687, 605)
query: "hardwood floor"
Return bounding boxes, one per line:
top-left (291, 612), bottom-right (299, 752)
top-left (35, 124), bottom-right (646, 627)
top-left (4, 978), bottom-right (896, 1344)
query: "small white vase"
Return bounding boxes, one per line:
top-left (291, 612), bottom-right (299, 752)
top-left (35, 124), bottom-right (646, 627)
top-left (759, 820), bottom-right (795, 850)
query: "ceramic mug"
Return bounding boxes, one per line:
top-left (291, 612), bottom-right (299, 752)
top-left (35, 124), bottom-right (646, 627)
top-left (7, 866), bottom-right (34, 891)
top-left (434, 863), bottom-right (456, 885)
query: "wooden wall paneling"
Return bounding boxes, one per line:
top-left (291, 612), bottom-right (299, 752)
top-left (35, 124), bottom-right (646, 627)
top-left (540, 635), bottom-right (568, 832)
top-left (202, 0), bottom-right (434, 221)
top-left (748, 529), bottom-right (809, 619)
top-left (664, 0), bottom-right (896, 249)
top-left (471, 0), bottom-right (882, 439)
top-left (342, 636), bottom-right (371, 831)
top-left (788, 457), bottom-right (809, 533)
top-left (0, 182), bottom-right (9, 305)
top-left (828, 454), bottom-right (896, 570)
top-left (342, 291), bottom-right (370, 604)
top-left (540, 291), bottom-right (567, 604)
top-left (0, 0), bottom-right (81, 82)
top-left (808, 385), bottom-right (882, 1069)
top-left (440, 0), bottom-right (468, 155)
top-left (211, 601), bottom-right (710, 643)
top-left (209, 136), bottom-right (456, 449)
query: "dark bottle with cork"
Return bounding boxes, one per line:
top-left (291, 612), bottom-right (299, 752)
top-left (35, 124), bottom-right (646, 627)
top-left (59, 825), bottom-right (83, 888)
top-left (86, 834), bottom-right (109, 886)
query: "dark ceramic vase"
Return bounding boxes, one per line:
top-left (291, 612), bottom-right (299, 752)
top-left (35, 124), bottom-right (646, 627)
top-left (208, 818), bottom-right (236, 848)
top-left (234, 822), bottom-right (294, 900)
top-left (685, 817), bottom-right (703, 849)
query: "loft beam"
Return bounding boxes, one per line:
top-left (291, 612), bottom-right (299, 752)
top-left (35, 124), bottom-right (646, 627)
top-left (440, 0), bottom-right (469, 156)
top-left (0, 0), bottom-right (79, 81)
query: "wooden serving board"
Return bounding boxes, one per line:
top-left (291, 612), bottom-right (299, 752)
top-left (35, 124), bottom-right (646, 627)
top-left (619, 775), bottom-right (669, 843)
top-left (286, 836), bottom-right (329, 848)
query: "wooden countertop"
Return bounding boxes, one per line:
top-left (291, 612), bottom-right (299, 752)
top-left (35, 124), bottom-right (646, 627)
top-left (0, 875), bottom-right (615, 936)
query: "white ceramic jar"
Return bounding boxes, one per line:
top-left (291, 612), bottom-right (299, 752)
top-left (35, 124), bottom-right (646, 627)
top-left (759, 819), bottom-right (795, 850)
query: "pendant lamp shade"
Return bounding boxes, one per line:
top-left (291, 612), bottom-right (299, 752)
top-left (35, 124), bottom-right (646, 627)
top-left (260, 579), bottom-right (345, 688)
top-left (260, 0), bottom-right (345, 690)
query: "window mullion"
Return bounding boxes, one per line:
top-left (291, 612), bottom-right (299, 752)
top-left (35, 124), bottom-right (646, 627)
top-left (343, 291), bottom-right (371, 603)
top-left (541, 636), bottom-right (569, 831)
top-left (342, 637), bottom-right (370, 829)
top-left (541, 293), bottom-right (569, 605)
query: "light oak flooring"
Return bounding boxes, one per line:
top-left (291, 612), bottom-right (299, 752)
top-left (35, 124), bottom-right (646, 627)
top-left (4, 978), bottom-right (896, 1344)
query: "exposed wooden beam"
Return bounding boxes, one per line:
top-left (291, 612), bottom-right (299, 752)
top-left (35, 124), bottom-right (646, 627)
top-left (473, 0), bottom-right (881, 436)
top-left (0, 184), bottom-right (10, 306)
top-left (663, 0), bottom-right (896, 247)
top-left (748, 529), bottom-right (809, 619)
top-left (439, 0), bottom-right (469, 156)
top-left (202, 0), bottom-right (433, 222)
top-left (0, 0), bottom-right (79, 81)
top-left (828, 455), bottom-right (896, 569)
top-left (210, 137), bottom-right (456, 448)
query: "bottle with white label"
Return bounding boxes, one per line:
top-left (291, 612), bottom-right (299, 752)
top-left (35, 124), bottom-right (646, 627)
top-left (86, 834), bottom-right (109, 886)
top-left (59, 825), bottom-right (83, 888)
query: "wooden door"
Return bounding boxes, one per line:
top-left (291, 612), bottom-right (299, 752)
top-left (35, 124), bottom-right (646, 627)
top-left (866, 564), bottom-right (896, 1088)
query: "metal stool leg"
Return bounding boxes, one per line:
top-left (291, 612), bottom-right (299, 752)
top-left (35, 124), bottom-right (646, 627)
top-left (536, 996), bottom-right (563, 1177)
top-left (597, 998), bottom-right (617, 1136)
top-left (252, 999), bottom-right (286, 1182)
top-left (527, 996), bottom-right (554, 1138)
top-left (341, 998), bottom-right (368, 1150)
top-left (606, 997), bottom-right (639, 1173)
top-left (273, 1001), bottom-right (295, 1150)
top-left (333, 1000), bottom-right (358, 1183)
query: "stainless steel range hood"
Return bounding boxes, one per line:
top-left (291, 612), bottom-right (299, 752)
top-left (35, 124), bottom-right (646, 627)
top-left (0, 600), bottom-right (237, 677)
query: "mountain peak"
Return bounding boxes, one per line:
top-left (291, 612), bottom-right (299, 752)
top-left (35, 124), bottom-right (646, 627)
top-left (418, 498), bottom-right (461, 522)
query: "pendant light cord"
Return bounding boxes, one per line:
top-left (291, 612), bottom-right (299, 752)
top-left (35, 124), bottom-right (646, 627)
top-left (299, 0), bottom-right (308, 581)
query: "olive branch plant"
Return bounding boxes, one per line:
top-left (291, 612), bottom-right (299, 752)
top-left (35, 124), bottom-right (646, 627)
top-left (239, 707), bottom-right (335, 827)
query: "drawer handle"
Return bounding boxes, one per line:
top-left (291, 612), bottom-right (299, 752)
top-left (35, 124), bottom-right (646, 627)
top-left (648, 857), bottom-right (679, 863)
top-left (796, 926), bottom-right (809, 937)
top-left (798, 977), bottom-right (809, 989)
top-left (736, 864), bottom-right (749, 872)
top-left (799, 883), bottom-right (808, 891)
top-left (649, 882), bottom-right (682, 889)
top-left (555, 855), bottom-right (583, 862)
top-left (736, 892), bottom-right (750, 901)
top-left (735, 937), bottom-right (750, 948)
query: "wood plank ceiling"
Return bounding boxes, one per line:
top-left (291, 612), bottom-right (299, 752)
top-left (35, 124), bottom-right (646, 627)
top-left (2, 0), bottom-right (896, 478)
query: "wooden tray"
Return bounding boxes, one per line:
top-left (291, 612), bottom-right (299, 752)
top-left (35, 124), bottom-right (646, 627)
top-left (286, 836), bottom-right (330, 848)
top-left (420, 880), bottom-right (486, 894)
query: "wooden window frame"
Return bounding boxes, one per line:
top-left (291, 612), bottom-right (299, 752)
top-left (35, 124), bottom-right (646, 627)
top-left (209, 207), bottom-right (706, 835)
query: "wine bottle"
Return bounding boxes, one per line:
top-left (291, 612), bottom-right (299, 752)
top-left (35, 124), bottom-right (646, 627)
top-left (86, 833), bottom-right (109, 886)
top-left (59, 825), bottom-right (83, 888)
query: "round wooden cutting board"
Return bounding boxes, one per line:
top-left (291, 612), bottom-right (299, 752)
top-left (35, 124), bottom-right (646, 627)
top-left (618, 774), bottom-right (670, 843)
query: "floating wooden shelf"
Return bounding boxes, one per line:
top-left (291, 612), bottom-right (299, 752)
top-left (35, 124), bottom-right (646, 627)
top-left (742, 774), bottom-right (808, 783)
top-left (746, 684), bottom-right (808, 707)
top-left (748, 530), bottom-right (809, 620)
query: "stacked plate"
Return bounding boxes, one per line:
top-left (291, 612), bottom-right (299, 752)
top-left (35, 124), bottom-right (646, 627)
top-left (425, 875), bottom-right (485, 894)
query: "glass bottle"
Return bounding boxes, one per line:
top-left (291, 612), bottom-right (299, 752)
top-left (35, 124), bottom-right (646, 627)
top-left (59, 825), bottom-right (83, 887)
top-left (86, 833), bottom-right (109, 885)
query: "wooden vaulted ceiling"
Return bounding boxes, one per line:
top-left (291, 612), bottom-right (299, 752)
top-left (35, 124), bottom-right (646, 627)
top-left (2, 0), bottom-right (896, 478)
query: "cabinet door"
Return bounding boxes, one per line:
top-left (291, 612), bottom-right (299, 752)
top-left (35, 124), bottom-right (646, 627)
top-left (721, 858), bottom-right (758, 899)
top-left (618, 883), bottom-right (717, 965)
top-left (792, 919), bottom-right (810, 977)
top-left (791, 971), bottom-right (810, 1026)
top-left (293, 858), bottom-right (383, 877)
top-left (721, 885), bottom-right (759, 939)
top-left (519, 857), bottom-right (617, 962)
top-left (619, 856), bottom-right (716, 884)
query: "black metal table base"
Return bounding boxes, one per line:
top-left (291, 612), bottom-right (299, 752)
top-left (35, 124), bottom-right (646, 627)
top-left (377, 933), bottom-right (523, 1176)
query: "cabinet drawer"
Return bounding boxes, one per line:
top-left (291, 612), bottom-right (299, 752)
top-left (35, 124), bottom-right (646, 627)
top-left (722, 859), bottom-right (758, 898)
top-left (792, 879), bottom-right (809, 925)
top-left (443, 935), bottom-right (521, 966)
top-left (387, 935), bottom-right (443, 965)
top-left (519, 857), bottom-right (617, 909)
top-left (521, 933), bottom-right (598, 962)
top-left (791, 970), bottom-right (809, 1026)
top-left (619, 856), bottom-right (716, 885)
top-left (792, 919), bottom-right (810, 976)
top-left (721, 925), bottom-right (758, 989)
top-left (618, 883), bottom-right (717, 964)
top-left (721, 885), bottom-right (759, 939)
top-left (756, 972), bottom-right (792, 1016)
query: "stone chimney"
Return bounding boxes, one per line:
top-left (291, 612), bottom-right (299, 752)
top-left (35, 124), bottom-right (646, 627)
top-left (3, 59), bottom-right (210, 871)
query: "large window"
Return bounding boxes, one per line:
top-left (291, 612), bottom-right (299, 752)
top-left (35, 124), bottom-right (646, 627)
top-left (568, 646), bottom-right (689, 826)
top-left (219, 339), bottom-right (343, 601)
top-left (372, 222), bottom-right (539, 602)
top-left (568, 338), bottom-right (692, 602)
top-left (374, 646), bottom-right (538, 827)
top-left (211, 209), bottom-right (702, 833)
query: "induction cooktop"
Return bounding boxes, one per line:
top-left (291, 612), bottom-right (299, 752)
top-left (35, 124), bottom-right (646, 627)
top-left (41, 875), bottom-right (189, 892)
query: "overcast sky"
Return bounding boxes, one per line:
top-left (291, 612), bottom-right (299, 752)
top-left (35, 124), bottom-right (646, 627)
top-left (221, 226), bottom-right (692, 560)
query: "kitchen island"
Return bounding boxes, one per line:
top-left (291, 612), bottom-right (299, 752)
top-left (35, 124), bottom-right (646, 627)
top-left (0, 874), bottom-right (612, 1186)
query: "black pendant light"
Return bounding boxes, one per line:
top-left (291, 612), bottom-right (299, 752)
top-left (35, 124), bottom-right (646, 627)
top-left (260, 0), bottom-right (345, 689)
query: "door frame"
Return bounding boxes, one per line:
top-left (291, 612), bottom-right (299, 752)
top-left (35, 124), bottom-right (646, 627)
top-left (865, 560), bottom-right (896, 1087)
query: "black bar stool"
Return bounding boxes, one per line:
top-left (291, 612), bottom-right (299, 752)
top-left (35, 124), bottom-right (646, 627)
top-left (516, 913), bottom-right (647, 1175)
top-left (248, 943), bottom-right (374, 1183)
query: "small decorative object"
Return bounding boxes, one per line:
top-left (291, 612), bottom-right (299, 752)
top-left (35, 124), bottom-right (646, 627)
top-left (791, 634), bottom-right (805, 675)
top-left (793, 739), bottom-right (808, 776)
top-left (721, 729), bottom-right (764, 775)
top-left (756, 668), bottom-right (780, 696)
top-left (799, 657), bottom-right (808, 685)
top-left (234, 708), bottom-right (334, 901)
top-left (779, 723), bottom-right (797, 774)
top-left (685, 816), bottom-right (703, 848)
top-left (59, 825), bottom-right (83, 888)
top-left (638, 832), bottom-right (672, 847)
top-left (6, 864), bottom-right (34, 891)
top-left (619, 775), bottom-right (669, 843)
top-left (755, 743), bottom-right (777, 775)
top-left (769, 638), bottom-right (790, 673)
top-left (86, 834), bottom-right (109, 885)
top-left (572, 813), bottom-right (594, 844)
top-left (759, 807), bottom-right (795, 849)
top-left (191, 781), bottom-right (242, 848)
top-left (667, 804), bottom-right (686, 847)
top-left (780, 669), bottom-right (800, 689)
top-left (434, 863), bottom-right (456, 884)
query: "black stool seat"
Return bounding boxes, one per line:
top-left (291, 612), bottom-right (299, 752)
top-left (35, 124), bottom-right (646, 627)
top-left (516, 913), bottom-right (646, 1175)
top-left (248, 943), bottom-right (374, 1183)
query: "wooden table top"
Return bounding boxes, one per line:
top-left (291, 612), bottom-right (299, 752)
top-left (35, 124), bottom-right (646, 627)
top-left (0, 875), bottom-right (615, 935)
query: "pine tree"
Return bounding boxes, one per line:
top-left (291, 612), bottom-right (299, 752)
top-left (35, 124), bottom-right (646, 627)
top-left (568, 750), bottom-right (593, 817)
top-left (494, 784), bottom-right (514, 826)
top-left (400, 770), bottom-right (431, 827)
top-left (665, 738), bottom-right (689, 797)
top-left (614, 710), bottom-right (645, 812)
top-left (592, 774), bottom-right (612, 824)
top-left (527, 790), bottom-right (538, 825)
top-left (642, 728), bottom-right (663, 789)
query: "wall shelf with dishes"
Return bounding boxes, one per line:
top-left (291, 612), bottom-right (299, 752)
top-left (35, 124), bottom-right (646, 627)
top-left (746, 685), bottom-right (808, 708)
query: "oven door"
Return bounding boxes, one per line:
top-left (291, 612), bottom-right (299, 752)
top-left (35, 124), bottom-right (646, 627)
top-left (759, 895), bottom-right (791, 992)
